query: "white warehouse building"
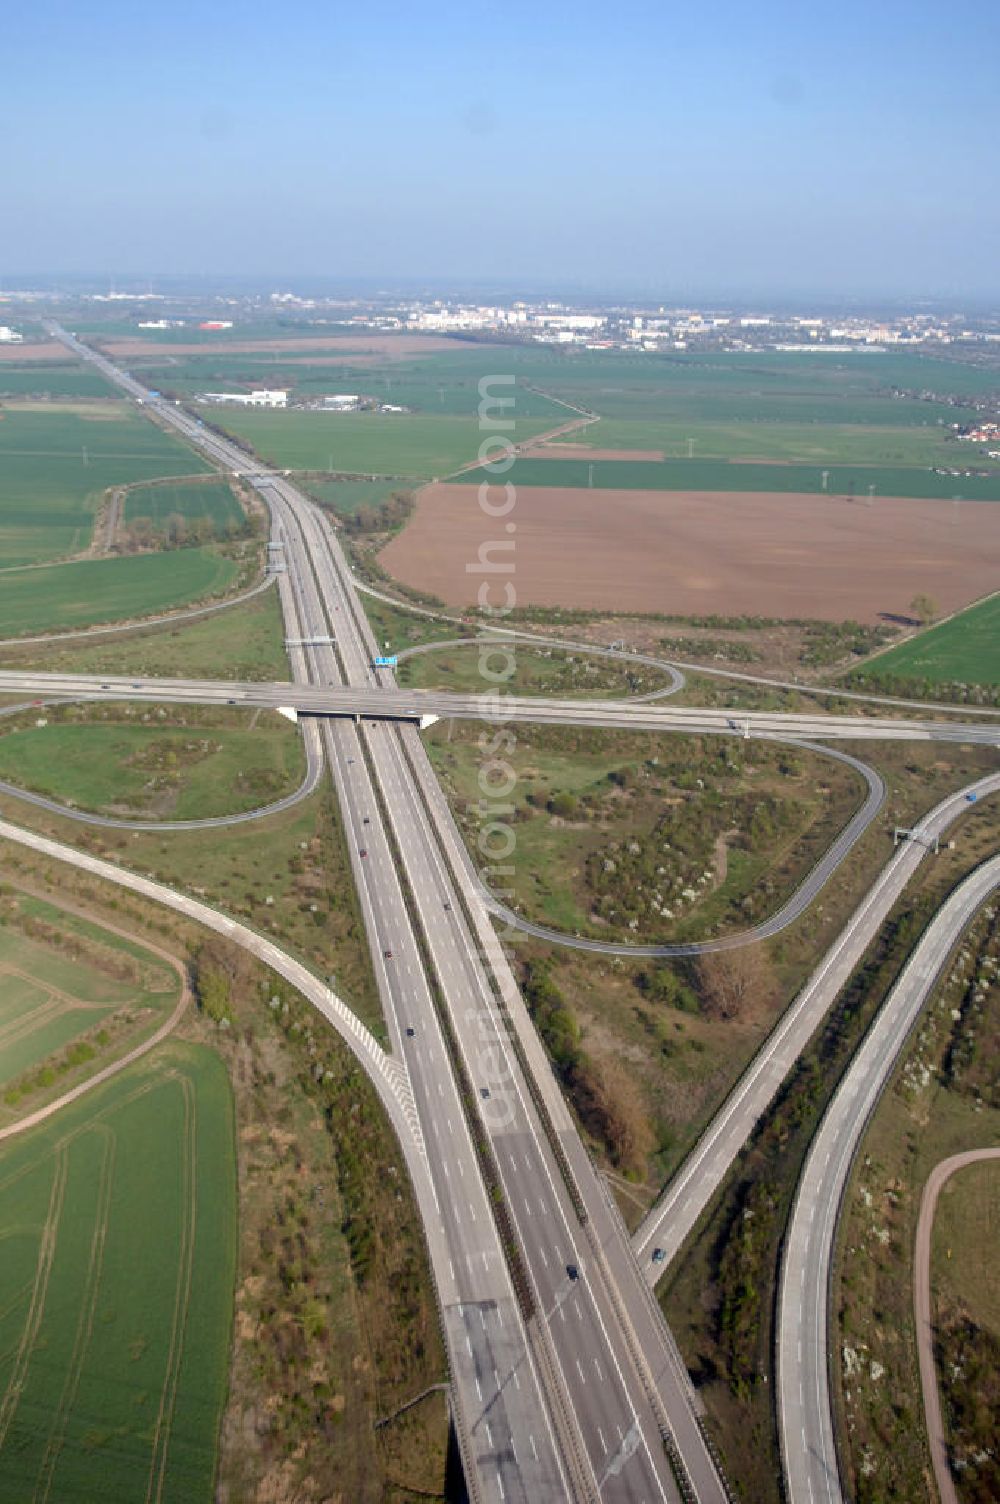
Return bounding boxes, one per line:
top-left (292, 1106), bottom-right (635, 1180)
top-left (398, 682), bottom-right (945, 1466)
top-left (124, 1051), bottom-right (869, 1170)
top-left (200, 388), bottom-right (288, 408)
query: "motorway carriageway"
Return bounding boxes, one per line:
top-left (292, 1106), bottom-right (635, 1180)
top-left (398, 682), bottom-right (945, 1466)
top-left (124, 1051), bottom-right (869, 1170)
top-left (778, 836), bottom-right (1000, 1504)
top-left (1, 670), bottom-right (1000, 747)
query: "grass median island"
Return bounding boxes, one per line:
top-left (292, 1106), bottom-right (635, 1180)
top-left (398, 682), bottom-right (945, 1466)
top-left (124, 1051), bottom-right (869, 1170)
top-left (206, 958), bottom-right (448, 1501)
top-left (0, 582), bottom-right (289, 680)
top-left (0, 706), bottom-right (305, 820)
top-left (426, 721), bottom-right (864, 943)
top-left (0, 545), bottom-right (241, 638)
top-left (0, 786), bottom-right (384, 1038)
top-left (362, 591), bottom-right (460, 652)
top-left (832, 894), bottom-right (1000, 1504)
top-left (0, 402), bottom-right (210, 567)
top-left (0, 1038), bottom-right (235, 1502)
top-left (0, 886), bottom-right (180, 1119)
top-left (398, 639), bottom-right (674, 697)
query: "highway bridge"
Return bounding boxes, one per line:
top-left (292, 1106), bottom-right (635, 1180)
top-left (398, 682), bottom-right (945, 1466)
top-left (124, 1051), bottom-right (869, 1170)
top-left (1, 668), bottom-right (999, 745)
top-left (21, 321), bottom-right (995, 1504)
top-left (44, 323), bottom-right (725, 1504)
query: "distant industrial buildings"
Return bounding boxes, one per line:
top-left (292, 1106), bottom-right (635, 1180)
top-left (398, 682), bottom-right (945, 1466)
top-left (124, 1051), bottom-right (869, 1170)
top-left (0, 326), bottom-right (24, 343)
top-left (199, 388), bottom-right (288, 408)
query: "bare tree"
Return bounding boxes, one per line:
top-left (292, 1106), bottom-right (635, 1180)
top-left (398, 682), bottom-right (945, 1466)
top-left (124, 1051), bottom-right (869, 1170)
top-left (697, 945), bottom-right (778, 1022)
top-left (910, 593), bottom-right (938, 627)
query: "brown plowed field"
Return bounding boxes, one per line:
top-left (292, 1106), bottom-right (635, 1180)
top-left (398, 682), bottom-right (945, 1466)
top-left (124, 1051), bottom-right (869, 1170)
top-left (101, 334), bottom-right (460, 358)
top-left (378, 484), bottom-right (1000, 622)
top-left (0, 343), bottom-right (67, 363)
top-left (522, 444), bottom-right (666, 461)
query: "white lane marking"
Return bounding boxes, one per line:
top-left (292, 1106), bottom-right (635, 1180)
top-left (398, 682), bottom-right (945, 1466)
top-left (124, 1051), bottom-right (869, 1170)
top-left (529, 1434), bottom-right (538, 1459)
top-left (576, 1359), bottom-right (586, 1384)
top-left (594, 1359), bottom-right (604, 1381)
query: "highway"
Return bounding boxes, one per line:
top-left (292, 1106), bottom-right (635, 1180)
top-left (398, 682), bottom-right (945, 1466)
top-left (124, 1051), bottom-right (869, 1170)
top-left (271, 479), bottom-right (704, 1503)
top-left (632, 773), bottom-right (1000, 1272)
top-left (50, 320), bottom-right (1000, 1504)
top-left (1, 667), bottom-right (999, 745)
top-left (777, 847), bottom-right (1000, 1504)
top-left (50, 326), bottom-right (572, 1502)
top-left (49, 324), bottom-right (725, 1501)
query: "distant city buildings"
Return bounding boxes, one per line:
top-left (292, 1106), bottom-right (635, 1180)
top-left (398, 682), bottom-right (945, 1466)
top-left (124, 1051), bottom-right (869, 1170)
top-left (0, 325), bottom-right (24, 342)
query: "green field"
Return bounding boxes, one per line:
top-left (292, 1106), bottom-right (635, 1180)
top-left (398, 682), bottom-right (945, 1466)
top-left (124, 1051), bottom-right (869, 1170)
top-left (0, 403), bottom-right (209, 567)
top-left (0, 583), bottom-right (290, 681)
top-left (854, 593), bottom-right (1000, 685)
top-left (304, 476), bottom-right (411, 514)
top-left (213, 408), bottom-right (557, 478)
top-left (126, 346), bottom-right (568, 418)
top-left (564, 417), bottom-right (993, 468)
top-left (123, 479), bottom-right (244, 532)
top-left (455, 454), bottom-right (1000, 500)
top-left (0, 712), bottom-right (305, 818)
top-left (138, 344), bottom-right (1000, 421)
top-left (0, 1040), bottom-right (235, 1502)
top-left (0, 899), bottom-right (179, 1100)
top-left (0, 366), bottom-right (115, 398)
top-left (0, 547), bottom-right (240, 638)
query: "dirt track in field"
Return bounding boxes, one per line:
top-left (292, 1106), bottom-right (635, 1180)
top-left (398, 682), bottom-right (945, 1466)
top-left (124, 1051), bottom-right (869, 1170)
top-left (0, 343), bottom-right (70, 363)
top-left (101, 334), bottom-right (461, 359)
top-left (913, 1149), bottom-right (1000, 1504)
top-left (378, 484), bottom-right (1000, 622)
top-left (522, 444), bottom-right (666, 461)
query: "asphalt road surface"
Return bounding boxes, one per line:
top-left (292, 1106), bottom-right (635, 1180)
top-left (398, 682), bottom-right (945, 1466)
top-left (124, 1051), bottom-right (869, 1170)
top-left (1, 667), bottom-right (999, 746)
top-left (47, 325), bottom-right (728, 1502)
top-left (633, 774), bottom-right (1000, 1273)
top-left (777, 847), bottom-right (1000, 1504)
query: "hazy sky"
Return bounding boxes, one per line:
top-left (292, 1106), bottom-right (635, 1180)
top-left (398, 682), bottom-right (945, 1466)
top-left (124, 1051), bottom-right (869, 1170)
top-left (3, 0), bottom-right (998, 298)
